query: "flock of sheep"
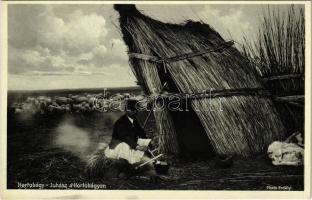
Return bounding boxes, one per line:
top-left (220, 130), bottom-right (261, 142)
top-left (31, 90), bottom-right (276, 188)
top-left (11, 93), bottom-right (138, 115)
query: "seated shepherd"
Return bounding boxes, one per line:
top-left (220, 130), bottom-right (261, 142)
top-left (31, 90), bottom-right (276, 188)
top-left (103, 99), bottom-right (156, 176)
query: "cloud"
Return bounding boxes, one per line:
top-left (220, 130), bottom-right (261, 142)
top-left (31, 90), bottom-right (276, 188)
top-left (92, 38), bottom-right (129, 67)
top-left (9, 46), bottom-right (73, 74)
top-left (37, 8), bottom-right (108, 54)
top-left (8, 5), bottom-right (130, 80)
top-left (196, 5), bottom-right (255, 42)
top-left (19, 49), bottom-right (45, 67)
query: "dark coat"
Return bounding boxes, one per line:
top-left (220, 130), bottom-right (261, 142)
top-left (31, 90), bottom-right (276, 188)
top-left (109, 114), bottom-right (147, 149)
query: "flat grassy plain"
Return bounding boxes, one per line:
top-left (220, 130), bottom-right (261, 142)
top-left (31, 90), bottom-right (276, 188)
top-left (7, 88), bottom-right (303, 190)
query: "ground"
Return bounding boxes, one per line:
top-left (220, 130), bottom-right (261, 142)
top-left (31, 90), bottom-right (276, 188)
top-left (7, 109), bottom-right (303, 190)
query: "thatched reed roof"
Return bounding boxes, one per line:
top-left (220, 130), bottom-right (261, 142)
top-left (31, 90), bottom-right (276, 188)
top-left (115, 4), bottom-right (286, 156)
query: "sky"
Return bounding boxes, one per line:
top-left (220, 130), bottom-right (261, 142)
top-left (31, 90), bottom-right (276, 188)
top-left (7, 4), bottom-right (300, 90)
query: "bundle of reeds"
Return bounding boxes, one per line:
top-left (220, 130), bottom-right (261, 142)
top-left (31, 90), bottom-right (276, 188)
top-left (243, 5), bottom-right (304, 95)
top-left (242, 5), bottom-right (305, 134)
top-left (115, 5), bottom-right (285, 156)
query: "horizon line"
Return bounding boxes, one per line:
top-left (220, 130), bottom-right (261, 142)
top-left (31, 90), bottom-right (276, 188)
top-left (7, 85), bottom-right (141, 93)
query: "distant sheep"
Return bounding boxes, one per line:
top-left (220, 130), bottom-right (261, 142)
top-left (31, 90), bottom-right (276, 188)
top-left (12, 92), bottom-right (140, 115)
top-left (55, 96), bottom-right (72, 105)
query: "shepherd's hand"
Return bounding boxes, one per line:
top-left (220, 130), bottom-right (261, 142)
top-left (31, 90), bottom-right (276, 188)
top-left (136, 145), bottom-right (148, 151)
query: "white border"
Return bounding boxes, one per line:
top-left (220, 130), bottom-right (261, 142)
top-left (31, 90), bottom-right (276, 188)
top-left (0, 1), bottom-right (311, 199)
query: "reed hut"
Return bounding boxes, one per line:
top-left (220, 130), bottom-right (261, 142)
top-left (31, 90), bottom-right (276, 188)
top-left (114, 5), bottom-right (286, 157)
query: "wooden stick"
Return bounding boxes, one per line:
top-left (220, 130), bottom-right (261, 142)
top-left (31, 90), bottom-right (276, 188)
top-left (261, 74), bottom-right (304, 82)
top-left (152, 88), bottom-right (271, 101)
top-left (129, 52), bottom-right (159, 62)
top-left (128, 41), bottom-right (234, 63)
top-left (274, 95), bottom-right (304, 102)
top-left (135, 154), bottom-right (163, 169)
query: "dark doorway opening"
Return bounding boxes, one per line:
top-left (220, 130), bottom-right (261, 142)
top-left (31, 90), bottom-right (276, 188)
top-left (156, 62), bottom-right (215, 159)
top-left (169, 99), bottom-right (215, 159)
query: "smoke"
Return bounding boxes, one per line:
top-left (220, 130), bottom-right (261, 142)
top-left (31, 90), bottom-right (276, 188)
top-left (53, 118), bottom-right (92, 161)
top-left (52, 112), bottom-right (123, 161)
